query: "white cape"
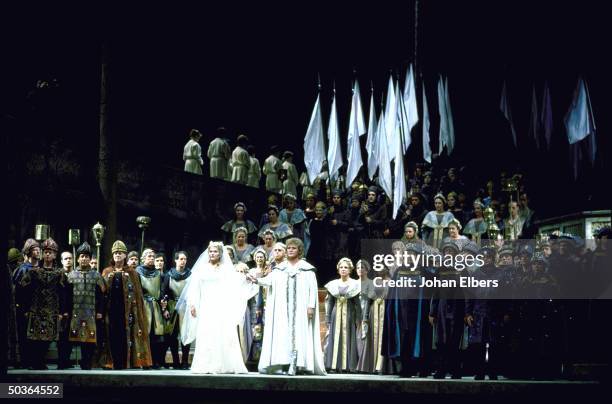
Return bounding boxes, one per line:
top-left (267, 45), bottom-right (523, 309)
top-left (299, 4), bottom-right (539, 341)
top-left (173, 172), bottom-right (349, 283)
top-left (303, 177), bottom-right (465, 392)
top-left (257, 259), bottom-right (326, 375)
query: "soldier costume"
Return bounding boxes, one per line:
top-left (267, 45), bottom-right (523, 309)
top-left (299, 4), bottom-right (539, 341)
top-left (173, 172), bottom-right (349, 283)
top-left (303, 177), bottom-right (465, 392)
top-left (160, 260), bottom-right (192, 369)
top-left (137, 249), bottom-right (166, 368)
top-left (19, 238), bottom-right (68, 370)
top-left (65, 242), bottom-right (106, 370)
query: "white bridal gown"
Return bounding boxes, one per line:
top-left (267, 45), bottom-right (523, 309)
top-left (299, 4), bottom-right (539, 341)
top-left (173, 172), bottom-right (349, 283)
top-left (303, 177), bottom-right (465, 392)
top-left (180, 246), bottom-right (258, 374)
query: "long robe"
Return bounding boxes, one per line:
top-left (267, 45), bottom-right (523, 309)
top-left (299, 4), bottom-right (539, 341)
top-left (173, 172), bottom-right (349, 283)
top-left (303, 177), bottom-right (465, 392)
top-left (220, 219), bottom-right (258, 245)
top-left (181, 256), bottom-right (258, 374)
top-left (382, 267), bottom-right (430, 372)
top-left (100, 266), bottom-right (153, 369)
top-left (183, 139), bottom-right (203, 175)
top-left (230, 146), bottom-right (250, 184)
top-left (207, 138), bottom-right (231, 180)
top-left (258, 222), bottom-right (293, 243)
top-left (279, 208), bottom-right (306, 240)
top-left (464, 218), bottom-right (488, 245)
top-left (247, 156), bottom-right (261, 188)
top-left (357, 278), bottom-right (389, 373)
top-left (263, 155), bottom-right (282, 193)
top-left (256, 260), bottom-right (326, 375)
top-left (299, 172), bottom-right (314, 200)
top-left (282, 160), bottom-right (299, 197)
top-left (234, 244), bottom-right (256, 265)
top-left (20, 266), bottom-right (68, 342)
top-left (323, 278), bottom-right (361, 372)
top-left (422, 211), bottom-right (455, 249)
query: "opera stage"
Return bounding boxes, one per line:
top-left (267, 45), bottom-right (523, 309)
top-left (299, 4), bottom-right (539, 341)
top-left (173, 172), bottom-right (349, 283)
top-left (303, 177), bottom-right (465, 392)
top-left (6, 369), bottom-right (600, 403)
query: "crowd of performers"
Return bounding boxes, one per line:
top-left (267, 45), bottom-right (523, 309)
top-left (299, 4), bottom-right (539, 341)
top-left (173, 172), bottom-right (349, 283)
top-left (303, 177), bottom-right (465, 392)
top-left (6, 161), bottom-right (610, 380)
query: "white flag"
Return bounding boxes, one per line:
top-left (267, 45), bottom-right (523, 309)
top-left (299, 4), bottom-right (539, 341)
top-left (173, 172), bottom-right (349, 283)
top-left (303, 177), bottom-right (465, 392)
top-left (438, 76), bottom-right (449, 154)
top-left (444, 77), bottom-right (455, 155)
top-left (402, 64), bottom-right (419, 152)
top-left (384, 75), bottom-right (398, 160)
top-left (565, 77), bottom-right (596, 145)
top-left (500, 81), bottom-right (517, 148)
top-left (366, 91), bottom-right (378, 180)
top-left (327, 92), bottom-right (343, 181)
top-left (376, 109), bottom-right (393, 201)
top-left (422, 83), bottom-right (432, 163)
top-left (303, 94), bottom-right (326, 183)
top-left (393, 104), bottom-right (406, 219)
top-left (346, 81), bottom-right (366, 189)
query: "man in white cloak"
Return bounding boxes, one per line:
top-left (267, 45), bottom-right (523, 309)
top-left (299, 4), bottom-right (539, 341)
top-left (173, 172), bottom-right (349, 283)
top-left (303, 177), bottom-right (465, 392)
top-left (251, 237), bottom-right (326, 376)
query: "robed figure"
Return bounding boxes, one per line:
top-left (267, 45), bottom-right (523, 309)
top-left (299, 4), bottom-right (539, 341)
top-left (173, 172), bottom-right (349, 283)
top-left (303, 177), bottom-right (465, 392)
top-left (252, 242), bottom-right (326, 376)
top-left (179, 242), bottom-right (258, 374)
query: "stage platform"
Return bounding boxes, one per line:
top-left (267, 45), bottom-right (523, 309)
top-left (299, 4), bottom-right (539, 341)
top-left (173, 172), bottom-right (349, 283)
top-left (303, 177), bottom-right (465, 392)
top-left (6, 368), bottom-right (601, 403)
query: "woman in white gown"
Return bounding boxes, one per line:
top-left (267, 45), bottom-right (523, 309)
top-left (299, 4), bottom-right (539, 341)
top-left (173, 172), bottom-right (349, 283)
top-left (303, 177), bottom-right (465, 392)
top-left (179, 241), bottom-right (258, 374)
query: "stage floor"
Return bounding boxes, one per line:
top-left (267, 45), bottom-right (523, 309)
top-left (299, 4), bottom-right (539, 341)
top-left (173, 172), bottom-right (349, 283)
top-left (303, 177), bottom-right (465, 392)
top-left (6, 368), bottom-right (600, 402)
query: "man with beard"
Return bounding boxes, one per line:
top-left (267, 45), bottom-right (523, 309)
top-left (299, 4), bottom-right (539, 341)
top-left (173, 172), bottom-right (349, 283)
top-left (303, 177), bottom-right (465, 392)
top-left (360, 186), bottom-right (388, 239)
top-left (161, 251), bottom-right (192, 369)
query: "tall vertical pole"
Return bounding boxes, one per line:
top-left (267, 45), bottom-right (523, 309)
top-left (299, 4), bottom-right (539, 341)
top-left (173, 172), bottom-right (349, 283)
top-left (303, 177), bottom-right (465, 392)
top-left (99, 42), bottom-right (117, 267)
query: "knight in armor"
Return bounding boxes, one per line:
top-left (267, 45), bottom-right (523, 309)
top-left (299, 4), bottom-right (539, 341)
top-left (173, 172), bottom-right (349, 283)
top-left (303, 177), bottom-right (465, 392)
top-left (57, 251), bottom-right (74, 369)
top-left (137, 248), bottom-right (166, 369)
top-left (161, 251), bottom-right (192, 369)
top-left (65, 242), bottom-right (106, 370)
top-left (18, 238), bottom-right (68, 370)
top-left (100, 242), bottom-right (152, 369)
